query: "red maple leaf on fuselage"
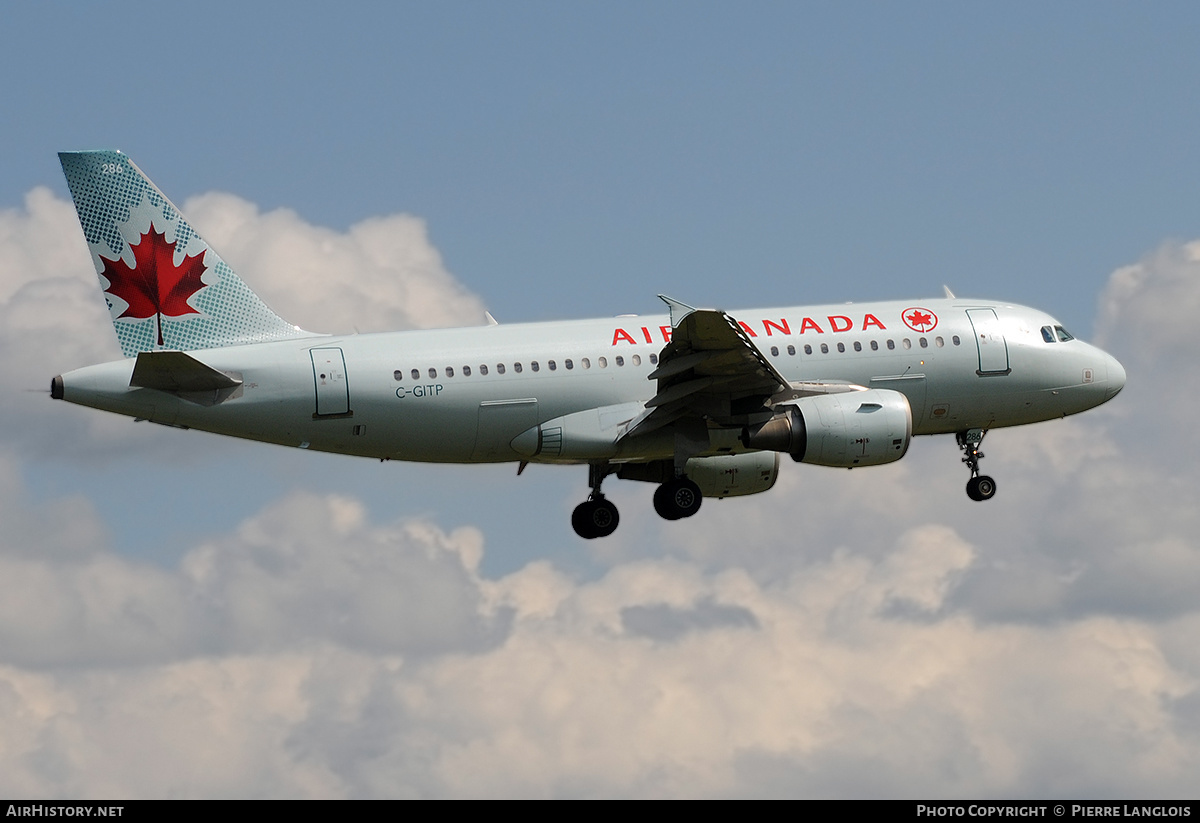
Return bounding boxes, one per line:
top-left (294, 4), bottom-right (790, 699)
top-left (100, 227), bottom-right (207, 346)
top-left (906, 310), bottom-right (934, 331)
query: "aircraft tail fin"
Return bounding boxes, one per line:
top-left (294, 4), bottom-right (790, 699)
top-left (59, 150), bottom-right (313, 356)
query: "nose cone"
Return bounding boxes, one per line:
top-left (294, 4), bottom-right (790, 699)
top-left (1106, 353), bottom-right (1126, 400)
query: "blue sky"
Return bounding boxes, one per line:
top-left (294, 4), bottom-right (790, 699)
top-left (3, 1), bottom-right (1200, 798)
top-left (9, 3), bottom-right (1200, 328)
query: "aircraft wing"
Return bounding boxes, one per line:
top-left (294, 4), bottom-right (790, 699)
top-left (622, 296), bottom-right (790, 438)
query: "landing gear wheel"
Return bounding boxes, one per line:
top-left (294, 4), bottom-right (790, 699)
top-left (572, 463), bottom-right (620, 539)
top-left (966, 475), bottom-right (996, 502)
top-left (653, 484), bottom-right (680, 520)
top-left (653, 477), bottom-right (703, 521)
top-left (572, 497), bottom-right (619, 539)
top-left (571, 501), bottom-right (593, 535)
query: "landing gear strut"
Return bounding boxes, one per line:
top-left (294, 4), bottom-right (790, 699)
top-left (572, 463), bottom-right (620, 539)
top-left (653, 476), bottom-right (703, 521)
top-left (957, 429), bottom-right (997, 501)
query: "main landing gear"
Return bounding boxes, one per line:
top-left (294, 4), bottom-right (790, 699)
top-left (571, 464), bottom-right (705, 538)
top-left (572, 464), bottom-right (619, 539)
top-left (652, 476), bottom-right (703, 521)
top-left (957, 429), bottom-right (997, 501)
top-left (572, 496), bottom-right (619, 540)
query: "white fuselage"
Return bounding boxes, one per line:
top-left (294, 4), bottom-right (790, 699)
top-left (57, 298), bottom-right (1125, 465)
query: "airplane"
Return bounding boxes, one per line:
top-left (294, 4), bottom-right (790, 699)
top-left (50, 150), bottom-right (1126, 539)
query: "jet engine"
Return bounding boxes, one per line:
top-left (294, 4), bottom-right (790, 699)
top-left (743, 388), bottom-right (912, 467)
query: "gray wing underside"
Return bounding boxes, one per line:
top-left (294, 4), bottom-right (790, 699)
top-left (622, 296), bottom-right (791, 439)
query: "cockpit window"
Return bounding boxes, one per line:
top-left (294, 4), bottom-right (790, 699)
top-left (1041, 326), bottom-right (1055, 343)
top-left (1054, 325), bottom-right (1074, 342)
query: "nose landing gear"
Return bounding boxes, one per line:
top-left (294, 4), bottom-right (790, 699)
top-left (957, 429), bottom-right (997, 501)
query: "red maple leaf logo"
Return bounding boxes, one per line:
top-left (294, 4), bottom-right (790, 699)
top-left (100, 227), bottom-right (207, 346)
top-left (902, 307), bottom-right (938, 333)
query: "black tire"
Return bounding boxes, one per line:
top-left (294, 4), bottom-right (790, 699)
top-left (590, 498), bottom-right (620, 537)
top-left (655, 477), bottom-right (703, 520)
top-left (974, 475), bottom-right (996, 501)
top-left (966, 476), bottom-right (997, 501)
top-left (653, 483), bottom-right (681, 520)
top-left (966, 477), bottom-right (982, 501)
top-left (572, 501), bottom-right (598, 538)
top-left (573, 498), bottom-right (619, 538)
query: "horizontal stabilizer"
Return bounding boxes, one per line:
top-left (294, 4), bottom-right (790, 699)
top-left (130, 351), bottom-right (242, 405)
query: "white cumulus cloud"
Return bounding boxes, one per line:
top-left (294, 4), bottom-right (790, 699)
top-left (183, 192), bottom-right (489, 335)
top-left (0, 500), bottom-right (1195, 797)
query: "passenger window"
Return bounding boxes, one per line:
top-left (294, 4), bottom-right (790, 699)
top-left (548, 360), bottom-right (556, 371)
top-left (935, 337), bottom-right (944, 348)
top-left (394, 370), bottom-right (403, 381)
top-left (411, 369), bottom-right (420, 380)
top-left (820, 343), bottom-right (829, 354)
top-left (837, 342), bottom-right (845, 353)
top-left (770, 346), bottom-right (779, 356)
top-left (480, 364), bottom-right (489, 375)
top-left (582, 358), bottom-right (591, 369)
top-left (632, 354), bottom-right (641, 366)
top-left (599, 357), bottom-right (608, 368)
top-left (531, 361), bottom-right (539, 372)
top-left (514, 362), bottom-right (523, 373)
top-left (565, 359), bottom-right (573, 370)
top-left (853, 341), bottom-right (862, 352)
top-left (787, 345), bottom-right (796, 356)
top-left (497, 363), bottom-right (506, 374)
top-left (428, 367), bottom-right (437, 379)
top-left (919, 337), bottom-right (928, 348)
top-left (463, 365), bottom-right (472, 376)
top-left (445, 366), bottom-right (454, 377)
top-left (804, 344), bottom-right (813, 355)
top-left (1042, 326), bottom-right (1055, 343)
top-left (902, 339), bottom-right (912, 349)
top-left (870, 340), bottom-right (879, 351)
top-left (952, 335), bottom-right (961, 346)
top-left (615, 356), bottom-right (624, 367)
top-left (887, 340), bottom-right (895, 350)
top-left (649, 353), bottom-right (658, 365)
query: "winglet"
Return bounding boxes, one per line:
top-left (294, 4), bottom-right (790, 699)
top-left (657, 294), bottom-right (698, 327)
top-left (485, 311), bottom-right (499, 326)
top-left (943, 285), bottom-right (956, 299)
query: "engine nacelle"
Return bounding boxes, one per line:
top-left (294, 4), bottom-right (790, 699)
top-left (617, 452), bottom-right (780, 498)
top-left (744, 388), bottom-right (912, 467)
